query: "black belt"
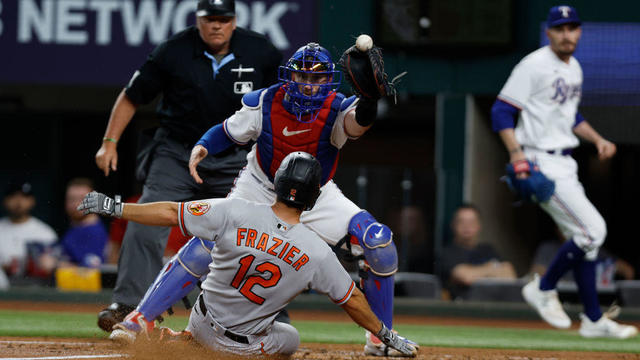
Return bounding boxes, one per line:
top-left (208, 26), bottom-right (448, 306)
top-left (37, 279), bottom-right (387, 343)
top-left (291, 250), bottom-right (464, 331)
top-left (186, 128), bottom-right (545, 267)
top-left (546, 148), bottom-right (573, 156)
top-left (198, 294), bottom-right (249, 344)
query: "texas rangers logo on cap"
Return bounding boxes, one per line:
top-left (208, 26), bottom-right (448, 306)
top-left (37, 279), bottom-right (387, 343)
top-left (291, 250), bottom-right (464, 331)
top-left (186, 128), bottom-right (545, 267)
top-left (547, 5), bottom-right (581, 28)
top-left (188, 202), bottom-right (211, 216)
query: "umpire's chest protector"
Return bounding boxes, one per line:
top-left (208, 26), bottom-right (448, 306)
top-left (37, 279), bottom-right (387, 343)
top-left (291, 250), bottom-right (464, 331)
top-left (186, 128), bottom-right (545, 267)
top-left (256, 85), bottom-right (344, 184)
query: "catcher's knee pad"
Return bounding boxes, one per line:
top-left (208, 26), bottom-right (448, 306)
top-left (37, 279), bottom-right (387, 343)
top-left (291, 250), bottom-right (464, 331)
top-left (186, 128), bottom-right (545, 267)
top-left (348, 211), bottom-right (398, 276)
top-left (137, 237), bottom-right (214, 321)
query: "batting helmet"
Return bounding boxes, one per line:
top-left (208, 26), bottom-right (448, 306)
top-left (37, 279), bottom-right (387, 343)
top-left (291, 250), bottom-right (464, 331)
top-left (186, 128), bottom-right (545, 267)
top-left (196, 0), bottom-right (235, 17)
top-left (274, 152), bottom-right (322, 211)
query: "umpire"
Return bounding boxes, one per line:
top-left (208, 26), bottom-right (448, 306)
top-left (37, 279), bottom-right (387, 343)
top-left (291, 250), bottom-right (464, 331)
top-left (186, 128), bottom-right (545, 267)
top-left (94, 0), bottom-right (282, 332)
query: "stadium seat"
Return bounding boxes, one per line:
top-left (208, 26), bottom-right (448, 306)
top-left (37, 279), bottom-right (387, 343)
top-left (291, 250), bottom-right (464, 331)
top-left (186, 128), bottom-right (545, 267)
top-left (394, 272), bottom-right (442, 299)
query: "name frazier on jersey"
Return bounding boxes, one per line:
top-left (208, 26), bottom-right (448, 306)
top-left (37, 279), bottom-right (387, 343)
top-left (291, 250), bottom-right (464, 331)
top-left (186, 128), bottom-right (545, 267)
top-left (236, 228), bottom-right (310, 271)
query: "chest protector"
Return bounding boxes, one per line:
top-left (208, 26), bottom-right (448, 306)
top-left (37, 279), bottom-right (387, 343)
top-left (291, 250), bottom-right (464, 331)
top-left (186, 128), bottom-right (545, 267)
top-left (257, 84), bottom-right (345, 184)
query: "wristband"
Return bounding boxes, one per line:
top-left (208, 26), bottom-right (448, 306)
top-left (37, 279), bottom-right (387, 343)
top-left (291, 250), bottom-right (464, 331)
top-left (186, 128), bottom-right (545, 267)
top-left (114, 195), bottom-right (123, 218)
top-left (103, 137), bottom-right (118, 144)
top-left (355, 97), bottom-right (378, 127)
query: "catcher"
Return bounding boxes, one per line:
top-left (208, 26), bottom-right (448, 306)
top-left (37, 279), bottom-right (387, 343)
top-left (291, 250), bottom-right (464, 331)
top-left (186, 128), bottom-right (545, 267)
top-left (105, 40), bottom-right (414, 356)
top-left (78, 152), bottom-right (417, 357)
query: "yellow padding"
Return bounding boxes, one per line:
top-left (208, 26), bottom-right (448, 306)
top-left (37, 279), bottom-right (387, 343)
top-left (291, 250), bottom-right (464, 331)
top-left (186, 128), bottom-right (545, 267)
top-left (55, 267), bottom-right (102, 293)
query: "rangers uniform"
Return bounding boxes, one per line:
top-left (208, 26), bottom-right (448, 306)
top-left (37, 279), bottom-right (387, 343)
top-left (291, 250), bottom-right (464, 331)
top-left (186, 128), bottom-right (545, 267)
top-left (492, 5), bottom-right (637, 339)
top-left (180, 197), bottom-right (355, 355)
top-left (219, 84), bottom-right (362, 246)
top-left (496, 45), bottom-right (605, 260)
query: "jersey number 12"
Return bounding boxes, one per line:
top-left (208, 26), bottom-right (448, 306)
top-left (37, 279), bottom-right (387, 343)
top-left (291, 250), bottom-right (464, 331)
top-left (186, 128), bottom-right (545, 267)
top-left (230, 254), bottom-right (282, 305)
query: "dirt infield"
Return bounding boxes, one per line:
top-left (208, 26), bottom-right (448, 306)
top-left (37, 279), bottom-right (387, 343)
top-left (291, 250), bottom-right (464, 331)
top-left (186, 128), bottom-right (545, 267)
top-left (2, 337), bottom-right (640, 360)
top-left (1, 301), bottom-right (640, 359)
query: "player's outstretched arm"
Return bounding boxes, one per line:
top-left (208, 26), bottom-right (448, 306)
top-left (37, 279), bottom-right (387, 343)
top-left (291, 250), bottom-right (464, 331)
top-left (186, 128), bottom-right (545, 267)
top-left (573, 121), bottom-right (616, 160)
top-left (77, 191), bottom-right (178, 227)
top-left (189, 145), bottom-right (209, 184)
top-left (341, 287), bottom-right (417, 357)
top-left (95, 89), bottom-right (138, 176)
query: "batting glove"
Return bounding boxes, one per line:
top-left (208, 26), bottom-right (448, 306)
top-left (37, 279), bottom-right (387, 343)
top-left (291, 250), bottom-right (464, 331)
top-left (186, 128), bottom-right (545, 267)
top-left (376, 323), bottom-right (417, 357)
top-left (77, 191), bottom-right (123, 218)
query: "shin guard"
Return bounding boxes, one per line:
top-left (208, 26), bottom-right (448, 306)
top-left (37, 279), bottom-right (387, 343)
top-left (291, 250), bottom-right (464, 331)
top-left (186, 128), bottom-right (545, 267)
top-left (137, 237), bottom-right (214, 321)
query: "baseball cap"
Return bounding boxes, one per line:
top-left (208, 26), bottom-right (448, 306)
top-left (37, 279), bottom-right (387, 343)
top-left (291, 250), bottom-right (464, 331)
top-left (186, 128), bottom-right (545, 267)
top-left (547, 5), bottom-right (581, 28)
top-left (4, 181), bottom-right (33, 197)
top-left (196, 0), bottom-right (235, 17)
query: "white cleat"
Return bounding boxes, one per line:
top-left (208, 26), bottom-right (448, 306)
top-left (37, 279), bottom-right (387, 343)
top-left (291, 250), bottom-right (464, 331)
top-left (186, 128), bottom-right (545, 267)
top-left (579, 314), bottom-right (638, 339)
top-left (363, 331), bottom-right (419, 357)
top-left (522, 274), bottom-right (571, 329)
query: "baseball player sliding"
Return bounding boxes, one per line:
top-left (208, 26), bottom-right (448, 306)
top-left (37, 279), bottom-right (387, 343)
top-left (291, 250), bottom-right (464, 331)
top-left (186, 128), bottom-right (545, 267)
top-left (100, 41), bottom-right (413, 356)
top-left (78, 152), bottom-right (417, 357)
top-left (492, 5), bottom-right (637, 339)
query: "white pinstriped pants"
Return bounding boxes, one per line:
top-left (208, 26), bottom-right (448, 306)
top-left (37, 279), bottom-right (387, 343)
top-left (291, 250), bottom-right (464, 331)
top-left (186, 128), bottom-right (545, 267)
top-left (526, 149), bottom-right (606, 260)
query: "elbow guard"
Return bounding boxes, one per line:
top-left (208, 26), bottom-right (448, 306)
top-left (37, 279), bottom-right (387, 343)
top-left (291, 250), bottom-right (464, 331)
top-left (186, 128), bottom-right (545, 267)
top-left (355, 98), bottom-right (378, 127)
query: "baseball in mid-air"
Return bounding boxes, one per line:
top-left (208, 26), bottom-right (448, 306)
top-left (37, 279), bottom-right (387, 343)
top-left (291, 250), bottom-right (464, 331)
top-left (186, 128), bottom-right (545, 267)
top-left (356, 34), bottom-right (373, 51)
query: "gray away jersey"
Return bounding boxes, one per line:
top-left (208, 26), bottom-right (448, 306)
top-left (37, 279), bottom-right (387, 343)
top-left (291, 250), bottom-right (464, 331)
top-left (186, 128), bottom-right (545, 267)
top-left (178, 198), bottom-right (355, 335)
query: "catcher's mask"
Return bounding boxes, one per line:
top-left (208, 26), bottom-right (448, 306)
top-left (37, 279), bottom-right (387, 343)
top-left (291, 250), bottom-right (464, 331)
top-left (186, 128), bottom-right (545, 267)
top-left (274, 152), bottom-right (322, 211)
top-left (278, 43), bottom-right (341, 123)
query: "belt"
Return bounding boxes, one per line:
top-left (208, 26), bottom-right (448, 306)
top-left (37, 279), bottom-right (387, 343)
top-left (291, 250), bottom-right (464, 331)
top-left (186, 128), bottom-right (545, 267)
top-left (546, 148), bottom-right (573, 156)
top-left (198, 294), bottom-right (249, 344)
top-left (523, 146), bottom-right (572, 156)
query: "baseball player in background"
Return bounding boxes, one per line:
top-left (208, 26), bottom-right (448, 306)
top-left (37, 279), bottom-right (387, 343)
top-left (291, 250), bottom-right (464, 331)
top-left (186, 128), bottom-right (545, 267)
top-left (491, 5), bottom-right (637, 339)
top-left (106, 42), bottom-right (411, 356)
top-left (78, 152), bottom-right (417, 357)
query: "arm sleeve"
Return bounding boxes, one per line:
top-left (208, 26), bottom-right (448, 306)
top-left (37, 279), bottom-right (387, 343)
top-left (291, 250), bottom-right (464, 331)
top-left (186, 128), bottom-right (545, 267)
top-left (309, 252), bottom-right (356, 305)
top-left (491, 99), bottom-right (520, 132)
top-left (125, 43), bottom-right (170, 105)
top-left (178, 198), bottom-right (230, 240)
top-left (497, 61), bottom-right (533, 110)
top-left (195, 106), bottom-right (261, 154)
top-left (574, 112), bottom-right (585, 128)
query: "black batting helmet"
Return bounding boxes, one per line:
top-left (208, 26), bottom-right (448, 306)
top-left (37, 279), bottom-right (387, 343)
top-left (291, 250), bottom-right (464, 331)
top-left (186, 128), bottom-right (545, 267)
top-left (274, 152), bottom-right (322, 211)
top-left (196, 0), bottom-right (235, 17)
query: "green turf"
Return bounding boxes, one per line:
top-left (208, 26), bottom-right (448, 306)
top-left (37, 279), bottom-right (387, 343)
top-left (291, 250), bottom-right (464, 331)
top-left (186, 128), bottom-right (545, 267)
top-left (1, 310), bottom-right (639, 353)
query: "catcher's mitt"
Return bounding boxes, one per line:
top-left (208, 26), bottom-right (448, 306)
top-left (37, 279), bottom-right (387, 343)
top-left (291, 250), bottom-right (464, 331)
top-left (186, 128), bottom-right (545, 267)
top-left (503, 160), bottom-right (555, 203)
top-left (338, 45), bottom-right (404, 101)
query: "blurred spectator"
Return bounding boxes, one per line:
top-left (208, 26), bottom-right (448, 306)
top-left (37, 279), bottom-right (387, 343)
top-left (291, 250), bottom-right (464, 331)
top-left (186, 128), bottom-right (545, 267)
top-left (0, 181), bottom-right (57, 278)
top-left (39, 178), bottom-right (109, 274)
top-left (439, 204), bottom-right (517, 300)
top-left (388, 206), bottom-right (430, 273)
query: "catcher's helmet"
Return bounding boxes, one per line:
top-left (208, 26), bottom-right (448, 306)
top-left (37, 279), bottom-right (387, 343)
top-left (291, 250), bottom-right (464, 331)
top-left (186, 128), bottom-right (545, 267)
top-left (196, 0), bottom-right (235, 17)
top-left (274, 152), bottom-right (322, 211)
top-left (278, 43), bottom-right (341, 122)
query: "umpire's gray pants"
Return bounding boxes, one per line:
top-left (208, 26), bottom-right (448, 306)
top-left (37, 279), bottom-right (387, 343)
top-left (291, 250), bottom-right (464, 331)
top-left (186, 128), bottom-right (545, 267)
top-left (112, 135), bottom-right (248, 306)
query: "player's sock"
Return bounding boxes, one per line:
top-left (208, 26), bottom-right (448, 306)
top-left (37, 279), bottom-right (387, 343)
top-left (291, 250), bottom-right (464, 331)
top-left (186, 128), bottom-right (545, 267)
top-left (573, 259), bottom-right (602, 322)
top-left (363, 272), bottom-right (394, 328)
top-left (539, 239), bottom-right (584, 291)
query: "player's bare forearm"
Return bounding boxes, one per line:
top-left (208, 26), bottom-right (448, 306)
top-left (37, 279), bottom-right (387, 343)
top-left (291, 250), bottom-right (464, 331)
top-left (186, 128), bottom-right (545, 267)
top-left (121, 202), bottom-right (179, 227)
top-left (498, 128), bottom-right (526, 162)
top-left (573, 121), bottom-right (616, 159)
top-left (572, 121), bottom-right (604, 144)
top-left (344, 109), bottom-right (372, 138)
top-left (340, 287), bottom-right (383, 335)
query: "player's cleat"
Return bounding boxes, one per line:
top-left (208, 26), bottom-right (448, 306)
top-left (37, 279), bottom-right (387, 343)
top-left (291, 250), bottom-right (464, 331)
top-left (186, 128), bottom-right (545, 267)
top-left (364, 331), bottom-right (419, 357)
top-left (579, 314), bottom-right (638, 339)
top-left (97, 302), bottom-right (136, 332)
top-left (522, 274), bottom-right (571, 329)
top-left (108, 311), bottom-right (155, 344)
top-left (158, 327), bottom-right (193, 343)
